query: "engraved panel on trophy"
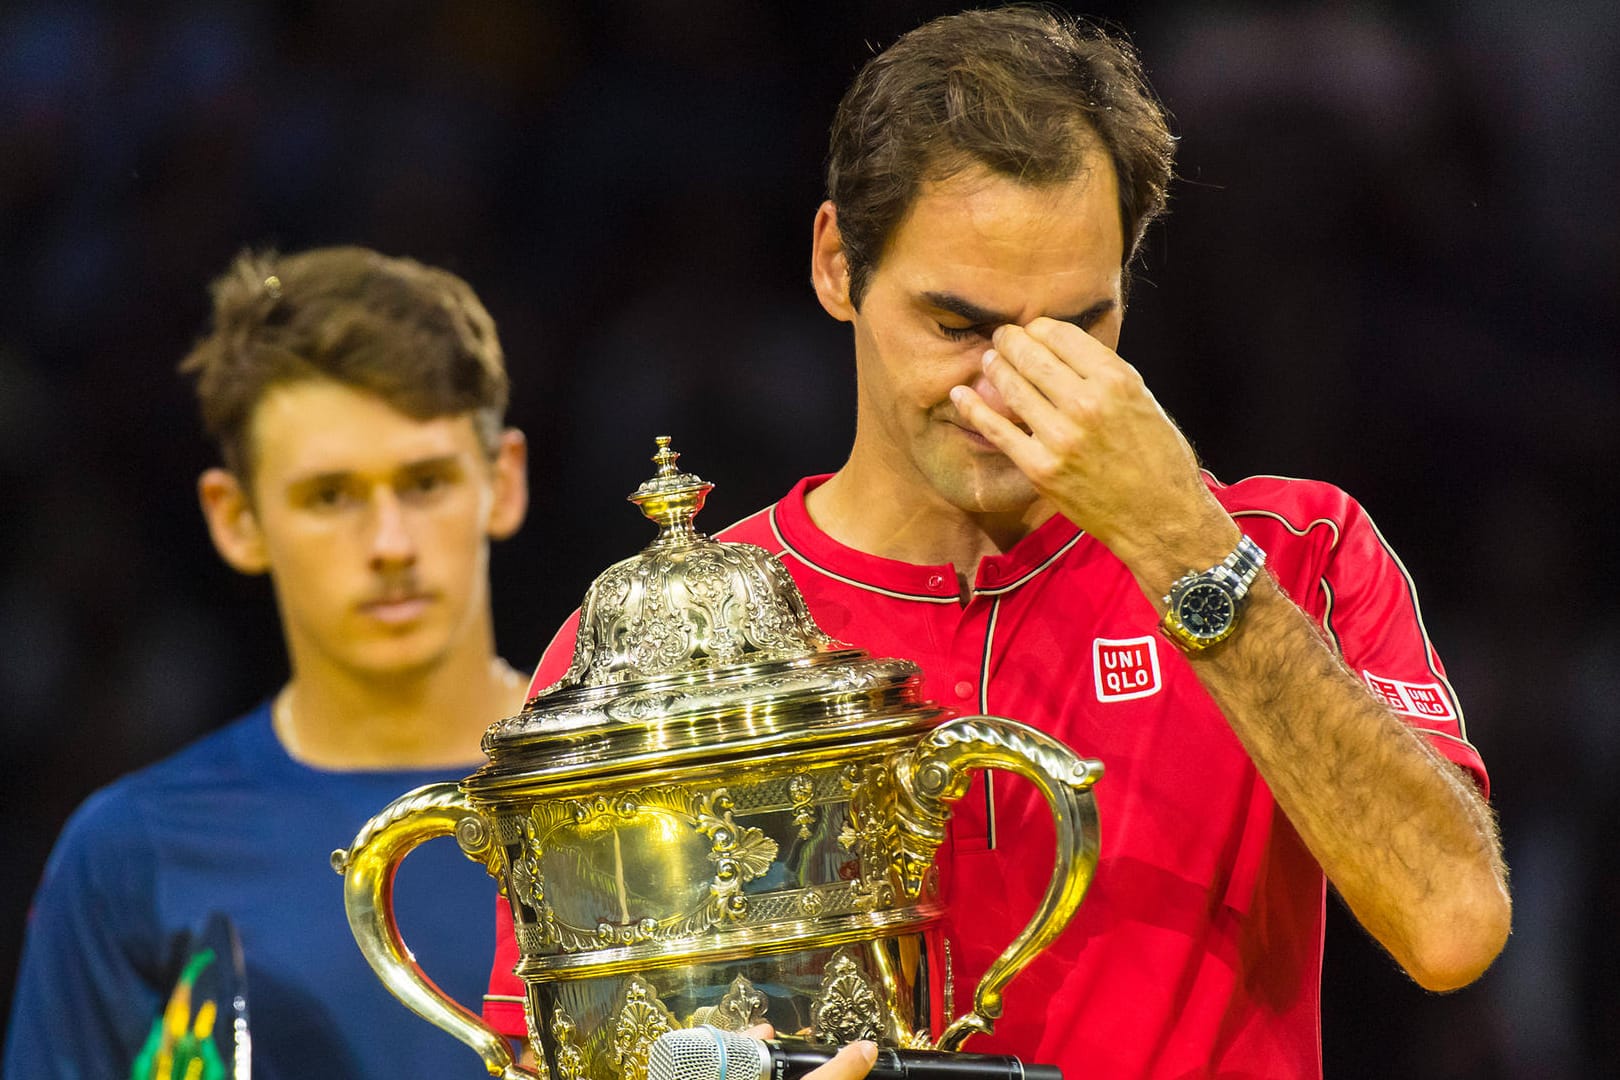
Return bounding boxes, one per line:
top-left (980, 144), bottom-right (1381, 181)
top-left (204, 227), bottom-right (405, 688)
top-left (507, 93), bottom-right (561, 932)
top-left (535, 800), bottom-right (714, 943)
top-left (687, 974), bottom-right (769, 1030)
top-left (812, 949), bottom-right (887, 1044)
top-left (610, 974), bottom-right (678, 1079)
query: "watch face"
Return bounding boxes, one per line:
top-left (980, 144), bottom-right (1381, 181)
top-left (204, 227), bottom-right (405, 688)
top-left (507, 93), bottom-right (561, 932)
top-left (1176, 581), bottom-right (1235, 639)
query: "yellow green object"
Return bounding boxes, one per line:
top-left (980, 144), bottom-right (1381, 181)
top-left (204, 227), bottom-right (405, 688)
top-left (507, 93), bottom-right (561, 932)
top-left (130, 949), bottom-right (228, 1080)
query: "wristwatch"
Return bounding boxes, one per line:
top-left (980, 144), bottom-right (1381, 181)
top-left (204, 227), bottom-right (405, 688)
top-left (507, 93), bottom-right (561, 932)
top-left (1159, 535), bottom-right (1268, 652)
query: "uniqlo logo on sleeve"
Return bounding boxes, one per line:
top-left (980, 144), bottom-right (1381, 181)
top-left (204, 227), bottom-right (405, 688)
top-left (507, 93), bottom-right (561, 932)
top-left (1402, 683), bottom-right (1454, 718)
top-left (1363, 671), bottom-right (1456, 721)
top-left (1094, 636), bottom-right (1162, 702)
top-left (1364, 674), bottom-right (1407, 710)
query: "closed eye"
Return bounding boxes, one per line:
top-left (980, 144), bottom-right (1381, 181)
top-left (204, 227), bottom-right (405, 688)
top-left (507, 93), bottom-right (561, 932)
top-left (938, 322), bottom-right (992, 342)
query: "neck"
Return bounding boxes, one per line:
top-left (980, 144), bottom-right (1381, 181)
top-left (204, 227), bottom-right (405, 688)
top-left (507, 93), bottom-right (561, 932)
top-left (807, 453), bottom-right (1053, 576)
top-left (273, 641), bottom-right (526, 771)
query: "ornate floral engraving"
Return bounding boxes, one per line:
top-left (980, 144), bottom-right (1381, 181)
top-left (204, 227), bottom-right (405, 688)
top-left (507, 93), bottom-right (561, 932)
top-left (695, 790), bottom-right (778, 925)
top-left (629, 591), bottom-right (692, 674)
top-left (838, 762), bottom-right (898, 910)
top-left (789, 773), bottom-right (817, 838)
top-left (507, 815), bottom-right (561, 948)
top-left (508, 844), bottom-right (545, 913)
top-left (688, 974), bottom-right (768, 1030)
top-left (560, 537), bottom-right (840, 691)
top-left (812, 951), bottom-right (885, 1044)
top-left (684, 554), bottom-right (732, 606)
top-left (600, 561), bottom-right (634, 607)
top-left (729, 830), bottom-right (778, 882)
top-left (550, 1004), bottom-right (587, 1080)
top-left (524, 1008), bottom-right (552, 1080)
top-left (612, 976), bottom-right (677, 1079)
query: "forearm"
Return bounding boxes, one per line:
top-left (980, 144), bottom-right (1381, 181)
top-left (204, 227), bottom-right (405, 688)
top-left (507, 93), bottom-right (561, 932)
top-left (1182, 573), bottom-right (1510, 989)
top-left (961, 317), bottom-right (1510, 985)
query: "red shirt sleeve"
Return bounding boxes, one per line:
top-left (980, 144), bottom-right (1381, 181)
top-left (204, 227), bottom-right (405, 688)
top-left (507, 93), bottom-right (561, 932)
top-left (526, 611), bottom-right (582, 698)
top-left (1250, 485), bottom-right (1490, 799)
top-left (1310, 493), bottom-right (1489, 796)
top-left (482, 898), bottom-right (527, 1037)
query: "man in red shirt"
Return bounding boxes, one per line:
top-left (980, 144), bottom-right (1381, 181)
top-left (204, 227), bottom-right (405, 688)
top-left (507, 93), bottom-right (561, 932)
top-left (487, 9), bottom-right (1510, 1077)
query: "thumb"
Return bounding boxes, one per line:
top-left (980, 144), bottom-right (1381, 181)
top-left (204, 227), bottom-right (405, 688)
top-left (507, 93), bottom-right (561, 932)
top-left (847, 1040), bottom-right (878, 1063)
top-left (832, 1040), bottom-right (878, 1077)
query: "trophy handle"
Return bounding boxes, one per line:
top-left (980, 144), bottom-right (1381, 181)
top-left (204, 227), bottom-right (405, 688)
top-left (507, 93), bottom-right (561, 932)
top-left (892, 716), bottom-right (1103, 1052)
top-left (331, 782), bottom-right (537, 1080)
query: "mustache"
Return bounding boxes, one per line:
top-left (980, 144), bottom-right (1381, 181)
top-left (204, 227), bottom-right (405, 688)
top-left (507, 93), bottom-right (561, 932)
top-left (358, 574), bottom-right (429, 605)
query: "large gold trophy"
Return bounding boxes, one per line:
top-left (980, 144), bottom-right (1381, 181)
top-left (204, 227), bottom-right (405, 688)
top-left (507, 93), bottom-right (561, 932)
top-left (334, 440), bottom-right (1103, 1080)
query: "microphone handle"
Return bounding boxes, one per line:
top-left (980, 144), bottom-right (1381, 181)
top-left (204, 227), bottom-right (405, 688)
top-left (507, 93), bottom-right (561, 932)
top-left (769, 1041), bottom-right (1062, 1079)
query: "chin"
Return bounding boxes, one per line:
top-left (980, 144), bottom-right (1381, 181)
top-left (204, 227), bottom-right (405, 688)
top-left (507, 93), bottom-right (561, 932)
top-left (929, 459), bottom-right (1038, 516)
top-left (347, 636), bottom-right (455, 681)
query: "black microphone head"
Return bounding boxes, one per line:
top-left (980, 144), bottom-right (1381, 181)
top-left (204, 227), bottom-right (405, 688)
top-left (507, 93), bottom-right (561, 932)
top-left (647, 1026), bottom-right (767, 1080)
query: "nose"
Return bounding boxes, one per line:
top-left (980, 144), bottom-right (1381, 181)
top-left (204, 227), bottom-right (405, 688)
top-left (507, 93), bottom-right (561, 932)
top-left (367, 488), bottom-right (417, 569)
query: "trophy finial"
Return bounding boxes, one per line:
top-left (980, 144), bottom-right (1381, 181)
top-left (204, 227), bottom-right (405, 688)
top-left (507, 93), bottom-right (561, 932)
top-left (651, 436), bottom-right (679, 477)
top-left (627, 436), bottom-right (713, 545)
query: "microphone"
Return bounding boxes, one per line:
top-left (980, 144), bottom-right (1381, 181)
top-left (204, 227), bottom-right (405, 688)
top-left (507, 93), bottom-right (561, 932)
top-left (645, 1025), bottom-right (1062, 1080)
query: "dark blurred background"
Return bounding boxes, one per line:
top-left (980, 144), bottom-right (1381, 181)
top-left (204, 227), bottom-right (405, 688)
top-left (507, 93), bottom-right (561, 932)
top-left (1, 1), bottom-right (1614, 1075)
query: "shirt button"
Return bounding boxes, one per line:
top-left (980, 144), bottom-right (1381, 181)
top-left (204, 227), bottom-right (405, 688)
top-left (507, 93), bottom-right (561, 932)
top-left (954, 680), bottom-right (974, 700)
top-left (927, 573), bottom-right (945, 589)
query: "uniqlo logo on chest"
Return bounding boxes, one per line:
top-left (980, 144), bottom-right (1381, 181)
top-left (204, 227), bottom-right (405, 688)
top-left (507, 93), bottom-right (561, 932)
top-left (1094, 636), bottom-right (1163, 702)
top-left (1363, 671), bottom-right (1456, 721)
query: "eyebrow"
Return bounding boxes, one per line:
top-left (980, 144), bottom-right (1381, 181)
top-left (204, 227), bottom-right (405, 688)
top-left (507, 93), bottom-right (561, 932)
top-left (921, 291), bottom-right (1118, 328)
top-left (288, 454), bottom-right (465, 488)
top-left (396, 455), bottom-right (464, 475)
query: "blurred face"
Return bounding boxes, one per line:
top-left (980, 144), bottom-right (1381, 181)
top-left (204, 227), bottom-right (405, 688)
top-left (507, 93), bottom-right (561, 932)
top-left (212, 379), bottom-right (524, 682)
top-left (817, 156), bottom-right (1126, 516)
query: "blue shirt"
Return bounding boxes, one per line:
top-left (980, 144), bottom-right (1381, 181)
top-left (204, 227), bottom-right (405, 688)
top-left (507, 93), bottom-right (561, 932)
top-left (4, 703), bottom-right (502, 1079)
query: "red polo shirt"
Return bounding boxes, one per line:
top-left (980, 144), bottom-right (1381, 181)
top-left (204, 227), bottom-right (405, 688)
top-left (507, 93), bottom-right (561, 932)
top-left (485, 473), bottom-right (1486, 1078)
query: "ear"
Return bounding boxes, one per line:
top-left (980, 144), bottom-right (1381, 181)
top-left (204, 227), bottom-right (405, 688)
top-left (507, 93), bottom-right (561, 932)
top-left (198, 468), bottom-right (270, 575)
top-left (810, 200), bottom-right (856, 323)
top-left (485, 429), bottom-right (529, 541)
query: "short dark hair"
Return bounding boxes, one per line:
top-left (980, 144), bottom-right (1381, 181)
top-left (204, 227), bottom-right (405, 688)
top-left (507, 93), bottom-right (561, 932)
top-left (179, 246), bottom-right (508, 477)
top-left (826, 5), bottom-right (1175, 305)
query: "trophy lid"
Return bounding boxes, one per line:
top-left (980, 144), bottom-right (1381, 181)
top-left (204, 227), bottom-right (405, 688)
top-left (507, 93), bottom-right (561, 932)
top-left (472, 438), bottom-right (938, 792)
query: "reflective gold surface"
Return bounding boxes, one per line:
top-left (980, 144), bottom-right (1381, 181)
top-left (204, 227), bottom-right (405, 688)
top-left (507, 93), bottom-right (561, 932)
top-left (335, 439), bottom-right (1104, 1080)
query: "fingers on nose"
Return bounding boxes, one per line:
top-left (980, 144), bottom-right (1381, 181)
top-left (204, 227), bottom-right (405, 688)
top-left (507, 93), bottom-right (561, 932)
top-left (969, 363), bottom-right (1017, 422)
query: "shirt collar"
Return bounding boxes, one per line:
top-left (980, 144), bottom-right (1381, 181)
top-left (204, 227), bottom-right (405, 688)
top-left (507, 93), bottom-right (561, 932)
top-left (770, 475), bottom-right (1085, 601)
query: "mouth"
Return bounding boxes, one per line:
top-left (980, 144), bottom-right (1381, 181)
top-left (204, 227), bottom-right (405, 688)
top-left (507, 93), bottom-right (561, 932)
top-left (955, 424), bottom-right (998, 450)
top-left (358, 593), bottom-right (434, 625)
top-left (943, 413), bottom-right (1025, 451)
